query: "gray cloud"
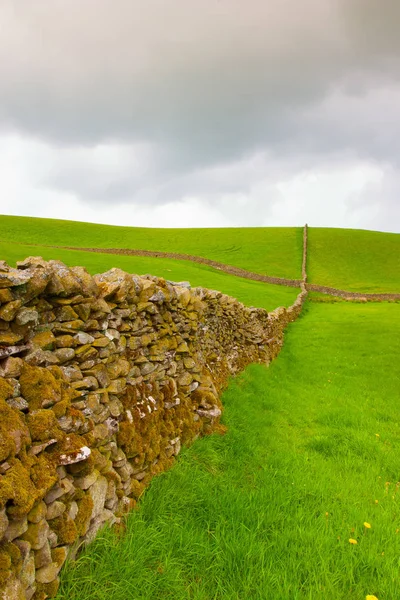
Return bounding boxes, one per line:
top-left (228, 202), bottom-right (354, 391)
top-left (0, 0), bottom-right (399, 230)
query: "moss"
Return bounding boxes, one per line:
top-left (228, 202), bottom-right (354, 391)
top-left (6, 542), bottom-right (22, 571)
top-left (19, 364), bottom-right (61, 410)
top-left (29, 454), bottom-right (58, 502)
top-left (51, 547), bottom-right (67, 568)
top-left (51, 398), bottom-right (69, 418)
top-left (129, 479), bottom-right (145, 500)
top-left (0, 458), bottom-right (39, 517)
top-left (0, 378), bottom-right (13, 401)
top-left (75, 494), bottom-right (94, 536)
top-left (0, 550), bottom-right (12, 574)
top-left (36, 578), bottom-right (60, 600)
top-left (117, 422), bottom-right (143, 459)
top-left (50, 512), bottom-right (78, 545)
top-left (0, 398), bottom-right (31, 462)
top-left (26, 409), bottom-right (63, 442)
top-left (67, 453), bottom-right (95, 477)
top-left (30, 330), bottom-right (56, 350)
top-left (33, 578), bottom-right (60, 599)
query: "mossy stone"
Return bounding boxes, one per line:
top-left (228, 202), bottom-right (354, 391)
top-left (0, 398), bottom-right (30, 462)
top-left (0, 459), bottom-right (38, 517)
top-left (26, 410), bottom-right (62, 442)
top-left (30, 330), bottom-right (56, 350)
top-left (50, 512), bottom-right (78, 545)
top-left (20, 364), bottom-right (61, 410)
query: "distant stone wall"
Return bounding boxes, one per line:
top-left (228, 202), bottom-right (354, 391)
top-left (0, 258), bottom-right (307, 599)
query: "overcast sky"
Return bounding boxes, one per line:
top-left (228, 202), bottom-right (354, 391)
top-left (0, 0), bottom-right (399, 232)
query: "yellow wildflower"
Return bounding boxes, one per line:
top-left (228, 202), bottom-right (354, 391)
top-left (349, 538), bottom-right (358, 545)
top-left (366, 595), bottom-right (379, 600)
top-left (364, 522), bottom-right (371, 529)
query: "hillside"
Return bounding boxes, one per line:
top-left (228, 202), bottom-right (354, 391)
top-left (0, 240), bottom-right (299, 312)
top-left (0, 215), bottom-right (303, 279)
top-left (308, 228), bottom-right (400, 293)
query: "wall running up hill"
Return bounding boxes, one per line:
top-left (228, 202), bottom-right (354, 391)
top-left (0, 257), bottom-right (307, 600)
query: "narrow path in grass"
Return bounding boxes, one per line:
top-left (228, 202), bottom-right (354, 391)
top-left (57, 302), bottom-right (400, 600)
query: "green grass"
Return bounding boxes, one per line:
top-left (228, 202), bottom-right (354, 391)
top-left (0, 240), bottom-right (299, 311)
top-left (308, 228), bottom-right (400, 293)
top-left (0, 215), bottom-right (303, 279)
top-left (57, 302), bottom-right (400, 600)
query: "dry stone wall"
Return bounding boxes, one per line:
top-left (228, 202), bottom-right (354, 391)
top-left (0, 257), bottom-right (307, 599)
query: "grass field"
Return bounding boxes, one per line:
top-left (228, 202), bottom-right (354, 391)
top-left (0, 240), bottom-right (299, 311)
top-left (0, 215), bottom-right (303, 279)
top-left (57, 301), bottom-right (400, 600)
top-left (308, 228), bottom-right (400, 293)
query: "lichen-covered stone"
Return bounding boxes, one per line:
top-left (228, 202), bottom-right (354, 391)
top-left (19, 364), bottom-right (61, 410)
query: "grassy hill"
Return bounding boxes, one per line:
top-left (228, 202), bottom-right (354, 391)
top-left (0, 240), bottom-right (299, 312)
top-left (0, 215), bottom-right (303, 279)
top-left (308, 228), bottom-right (400, 293)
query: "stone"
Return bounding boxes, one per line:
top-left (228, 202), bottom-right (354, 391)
top-left (19, 551), bottom-right (36, 588)
top-left (48, 531), bottom-right (58, 548)
top-left (1, 356), bottom-right (24, 377)
top-left (58, 445), bottom-right (91, 465)
top-left (107, 378), bottom-right (126, 393)
top-left (74, 331), bottom-right (95, 345)
top-left (20, 519), bottom-right (49, 550)
top-left (28, 439), bottom-right (58, 456)
top-left (176, 341), bottom-right (190, 353)
top-left (74, 469), bottom-right (99, 490)
top-left (4, 516), bottom-right (28, 541)
top-left (15, 308), bottom-right (39, 326)
top-left (0, 507), bottom-right (9, 538)
top-left (6, 396), bottom-right (29, 411)
top-left (0, 287), bottom-right (13, 301)
top-left (0, 576), bottom-right (26, 600)
top-left (35, 562), bottom-right (61, 584)
top-left (109, 398), bottom-right (122, 417)
top-left (0, 331), bottom-right (23, 345)
top-left (92, 423), bottom-right (110, 443)
top-left (24, 348), bottom-right (60, 366)
top-left (44, 478), bottom-right (74, 504)
top-left (183, 357), bottom-right (196, 369)
top-left (68, 501), bottom-right (78, 521)
top-left (30, 330), bottom-right (56, 350)
top-left (0, 300), bottom-right (22, 321)
top-left (61, 365), bottom-right (83, 382)
top-left (27, 502), bottom-right (47, 524)
top-left (140, 362), bottom-right (156, 376)
top-left (46, 501), bottom-right (66, 520)
top-left (92, 336), bottom-right (111, 348)
top-left (34, 540), bottom-right (52, 569)
top-left (178, 372), bottom-right (193, 386)
top-left (55, 347), bottom-right (75, 363)
top-left (88, 475), bottom-right (108, 517)
top-left (196, 406), bottom-right (222, 419)
top-left (57, 305), bottom-right (79, 322)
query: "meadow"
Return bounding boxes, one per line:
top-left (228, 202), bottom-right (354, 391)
top-left (57, 302), bottom-right (400, 600)
top-left (0, 215), bottom-right (303, 279)
top-left (1, 216), bottom-right (399, 599)
top-left (307, 228), bottom-right (400, 293)
top-left (0, 240), bottom-right (299, 312)
top-left (2, 215), bottom-right (400, 293)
